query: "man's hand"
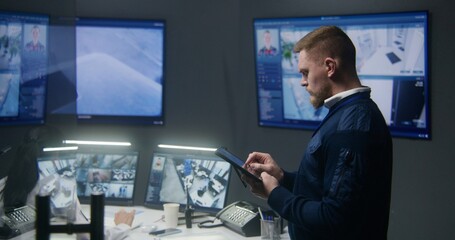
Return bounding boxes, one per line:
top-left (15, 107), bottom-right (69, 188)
top-left (114, 209), bottom-right (135, 227)
top-left (242, 171), bottom-right (280, 199)
top-left (242, 152), bottom-right (283, 199)
top-left (244, 152), bottom-right (283, 182)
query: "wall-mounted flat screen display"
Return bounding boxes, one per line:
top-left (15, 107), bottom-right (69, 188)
top-left (75, 18), bottom-right (165, 125)
top-left (253, 11), bottom-right (430, 139)
top-left (0, 10), bottom-right (49, 125)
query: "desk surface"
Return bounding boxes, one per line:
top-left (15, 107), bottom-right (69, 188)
top-left (13, 205), bottom-right (290, 240)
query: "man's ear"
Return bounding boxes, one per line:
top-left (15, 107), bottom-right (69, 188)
top-left (325, 57), bottom-right (336, 78)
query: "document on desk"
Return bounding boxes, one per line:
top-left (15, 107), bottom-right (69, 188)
top-left (160, 232), bottom-right (229, 240)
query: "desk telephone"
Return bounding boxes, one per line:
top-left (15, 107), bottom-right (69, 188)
top-left (0, 205), bottom-right (35, 239)
top-left (216, 200), bottom-right (261, 237)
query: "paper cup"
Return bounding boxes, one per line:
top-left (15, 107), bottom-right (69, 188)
top-left (163, 203), bottom-right (180, 228)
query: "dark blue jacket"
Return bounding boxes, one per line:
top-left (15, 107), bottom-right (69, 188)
top-left (268, 92), bottom-right (393, 240)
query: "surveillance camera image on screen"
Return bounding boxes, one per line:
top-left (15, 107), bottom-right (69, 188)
top-left (144, 152), bottom-right (231, 214)
top-left (74, 17), bottom-right (165, 125)
top-left (37, 149), bottom-right (139, 205)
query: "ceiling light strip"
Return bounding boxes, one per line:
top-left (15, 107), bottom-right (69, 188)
top-left (158, 144), bottom-right (216, 152)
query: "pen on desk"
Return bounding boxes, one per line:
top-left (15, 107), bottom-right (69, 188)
top-left (80, 210), bottom-right (89, 222)
top-left (130, 222), bottom-right (143, 231)
top-left (258, 207), bottom-right (264, 220)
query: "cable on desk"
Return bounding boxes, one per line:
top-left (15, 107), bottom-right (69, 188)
top-left (197, 217), bottom-right (224, 228)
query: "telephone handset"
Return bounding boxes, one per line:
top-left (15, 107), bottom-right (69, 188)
top-left (0, 205), bottom-right (36, 239)
top-left (216, 201), bottom-right (261, 237)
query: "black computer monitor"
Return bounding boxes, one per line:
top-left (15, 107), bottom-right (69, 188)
top-left (253, 11), bottom-right (430, 139)
top-left (37, 147), bottom-right (139, 206)
top-left (144, 151), bottom-right (232, 215)
top-left (0, 10), bottom-right (49, 125)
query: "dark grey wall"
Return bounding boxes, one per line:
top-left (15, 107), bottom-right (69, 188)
top-left (0, 0), bottom-right (454, 239)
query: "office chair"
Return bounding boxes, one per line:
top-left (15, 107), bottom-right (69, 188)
top-left (35, 192), bottom-right (104, 240)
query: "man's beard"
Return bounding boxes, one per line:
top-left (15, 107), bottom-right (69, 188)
top-left (309, 85), bottom-right (331, 109)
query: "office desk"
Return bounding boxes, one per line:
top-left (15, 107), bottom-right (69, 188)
top-left (13, 205), bottom-right (290, 240)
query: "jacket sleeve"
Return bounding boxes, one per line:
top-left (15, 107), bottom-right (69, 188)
top-left (280, 170), bottom-right (296, 191)
top-left (104, 224), bottom-right (132, 240)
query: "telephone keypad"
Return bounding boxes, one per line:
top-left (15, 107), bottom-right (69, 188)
top-left (226, 207), bottom-right (255, 225)
top-left (3, 205), bottom-right (36, 232)
top-left (9, 210), bottom-right (32, 223)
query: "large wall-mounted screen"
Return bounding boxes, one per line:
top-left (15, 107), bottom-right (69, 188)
top-left (0, 10), bottom-right (49, 126)
top-left (254, 11), bottom-right (430, 139)
top-left (75, 18), bottom-right (165, 125)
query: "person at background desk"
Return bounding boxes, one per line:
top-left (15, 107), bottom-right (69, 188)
top-left (243, 26), bottom-right (393, 240)
top-left (0, 126), bottom-right (137, 240)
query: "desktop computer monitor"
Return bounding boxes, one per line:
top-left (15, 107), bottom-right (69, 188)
top-left (144, 151), bottom-right (232, 215)
top-left (37, 147), bottom-right (139, 206)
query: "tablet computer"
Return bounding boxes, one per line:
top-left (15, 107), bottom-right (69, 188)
top-left (215, 148), bottom-right (262, 182)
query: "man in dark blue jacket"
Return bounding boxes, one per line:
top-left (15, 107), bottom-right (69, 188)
top-left (244, 26), bottom-right (393, 240)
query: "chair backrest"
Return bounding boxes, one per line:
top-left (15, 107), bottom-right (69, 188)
top-left (35, 193), bottom-right (105, 240)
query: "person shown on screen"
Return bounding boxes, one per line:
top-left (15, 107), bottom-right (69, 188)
top-left (92, 171), bottom-right (102, 183)
top-left (0, 22), bottom-right (8, 58)
top-left (243, 26), bottom-right (393, 240)
top-left (0, 126), bottom-right (137, 240)
top-left (258, 30), bottom-right (277, 56)
top-left (25, 25), bottom-right (45, 52)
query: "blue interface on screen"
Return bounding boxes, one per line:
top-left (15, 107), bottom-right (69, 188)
top-left (0, 11), bottom-right (48, 125)
top-left (76, 18), bottom-right (165, 125)
top-left (254, 11), bottom-right (430, 139)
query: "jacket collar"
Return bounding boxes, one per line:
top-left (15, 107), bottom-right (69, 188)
top-left (324, 86), bottom-right (371, 109)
